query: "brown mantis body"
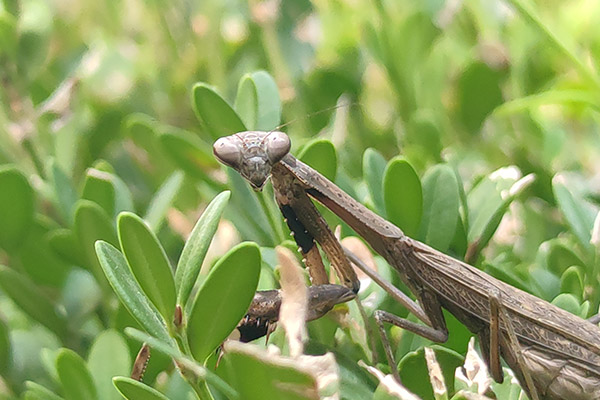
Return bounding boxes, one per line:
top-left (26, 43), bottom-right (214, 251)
top-left (214, 131), bottom-right (600, 400)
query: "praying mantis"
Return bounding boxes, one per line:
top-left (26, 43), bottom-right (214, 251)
top-left (213, 131), bottom-right (600, 400)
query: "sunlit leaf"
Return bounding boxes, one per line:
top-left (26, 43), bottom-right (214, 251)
top-left (418, 164), bottom-right (459, 252)
top-left (188, 242), bottom-right (261, 362)
top-left (88, 330), bottom-right (131, 400)
top-left (95, 241), bottom-right (171, 344)
top-left (298, 139), bottom-right (337, 182)
top-left (192, 83), bottom-right (246, 140)
top-left (56, 349), bottom-right (97, 400)
top-left (383, 157), bottom-right (422, 237)
top-left (175, 191), bottom-right (230, 307)
top-left (235, 70), bottom-right (281, 131)
top-left (113, 377), bottom-right (169, 400)
top-left (118, 212), bottom-right (176, 324)
top-left (0, 265), bottom-right (67, 337)
top-left (0, 166), bottom-right (34, 252)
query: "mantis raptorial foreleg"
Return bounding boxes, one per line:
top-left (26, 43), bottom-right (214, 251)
top-left (271, 166), bottom-right (360, 292)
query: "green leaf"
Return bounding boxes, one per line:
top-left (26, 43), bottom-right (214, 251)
top-left (298, 139), bottom-right (337, 182)
top-left (363, 148), bottom-right (387, 216)
top-left (235, 70), bottom-right (281, 130)
top-left (48, 160), bottom-right (77, 225)
top-left (551, 293), bottom-right (586, 317)
top-left (0, 11), bottom-right (17, 59)
top-left (0, 166), bottom-right (34, 252)
top-left (81, 169), bottom-right (134, 218)
top-left (88, 330), bottom-right (131, 400)
top-left (553, 176), bottom-right (595, 251)
top-left (125, 328), bottom-right (239, 399)
top-left (560, 266), bottom-right (584, 301)
top-left (398, 346), bottom-right (463, 400)
top-left (18, 217), bottom-right (71, 286)
top-left (82, 168), bottom-right (116, 217)
top-left (144, 171), bottom-right (184, 232)
top-left (405, 110), bottom-right (443, 163)
top-left (188, 242), bottom-right (261, 362)
top-left (0, 265), bottom-right (66, 337)
top-left (95, 241), bottom-right (172, 344)
top-left (175, 191), bottom-right (231, 307)
top-left (113, 377), bottom-right (169, 400)
top-left (383, 157), bottom-right (422, 237)
top-left (418, 165), bottom-right (459, 252)
top-left (192, 82), bottom-right (246, 140)
top-left (0, 318), bottom-right (10, 375)
top-left (226, 168), bottom-right (276, 245)
top-left (24, 381), bottom-right (65, 400)
top-left (74, 200), bottom-right (118, 289)
top-left (56, 348), bottom-right (97, 400)
top-left (118, 212), bottom-right (176, 324)
top-left (467, 169), bottom-right (519, 246)
top-left (457, 62), bottom-right (504, 135)
top-left (159, 130), bottom-right (217, 179)
top-left (223, 343), bottom-right (317, 400)
top-left (547, 241), bottom-right (585, 275)
top-left (47, 228), bottom-right (86, 267)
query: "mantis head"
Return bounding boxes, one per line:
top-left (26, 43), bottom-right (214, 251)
top-left (213, 131), bottom-right (291, 190)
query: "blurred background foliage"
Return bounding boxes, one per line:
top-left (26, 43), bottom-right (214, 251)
top-left (1, 0), bottom-right (600, 398)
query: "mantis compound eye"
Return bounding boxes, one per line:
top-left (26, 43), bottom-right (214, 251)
top-left (265, 131), bottom-right (291, 164)
top-left (213, 136), bottom-right (242, 168)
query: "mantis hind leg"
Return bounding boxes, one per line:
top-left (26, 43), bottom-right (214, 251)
top-left (488, 290), bottom-right (541, 400)
top-left (373, 289), bottom-right (449, 383)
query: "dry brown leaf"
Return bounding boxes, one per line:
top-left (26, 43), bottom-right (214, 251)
top-left (424, 347), bottom-right (447, 397)
top-left (455, 337), bottom-right (492, 395)
top-left (276, 246), bottom-right (308, 358)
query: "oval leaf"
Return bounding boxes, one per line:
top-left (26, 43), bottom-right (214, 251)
top-left (418, 164), bottom-right (459, 252)
top-left (457, 62), bottom-right (504, 135)
top-left (82, 169), bottom-right (116, 217)
top-left (192, 83), bottom-right (246, 140)
top-left (143, 171), bottom-right (184, 232)
top-left (159, 130), bottom-right (217, 179)
top-left (24, 381), bottom-right (65, 400)
top-left (175, 191), bottom-right (230, 307)
top-left (0, 265), bottom-right (66, 337)
top-left (188, 242), bottom-right (261, 362)
top-left (56, 348), bottom-right (97, 400)
top-left (298, 139), bottom-right (337, 182)
top-left (0, 318), bottom-right (10, 375)
top-left (383, 157), bottom-right (422, 237)
top-left (363, 148), bottom-right (387, 216)
top-left (398, 346), bottom-right (463, 400)
top-left (95, 241), bottom-right (171, 344)
top-left (235, 71), bottom-right (281, 131)
top-left (113, 377), bottom-right (169, 400)
top-left (552, 176), bottom-right (595, 251)
top-left (560, 266), bottom-right (584, 301)
top-left (118, 212), bottom-right (176, 324)
top-left (551, 293), bottom-right (585, 317)
top-left (49, 160), bottom-right (77, 225)
top-left (74, 200), bottom-right (118, 290)
top-left (88, 330), bottom-right (131, 400)
top-left (0, 166), bottom-right (34, 252)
